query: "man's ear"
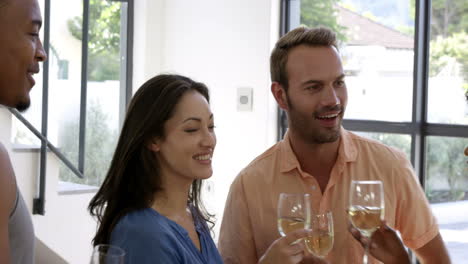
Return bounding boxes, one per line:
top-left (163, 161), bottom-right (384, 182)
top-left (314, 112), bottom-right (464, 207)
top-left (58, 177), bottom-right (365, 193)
top-left (271, 82), bottom-right (289, 110)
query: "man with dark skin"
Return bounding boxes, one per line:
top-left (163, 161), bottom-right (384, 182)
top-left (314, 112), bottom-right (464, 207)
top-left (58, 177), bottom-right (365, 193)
top-left (0, 0), bottom-right (47, 262)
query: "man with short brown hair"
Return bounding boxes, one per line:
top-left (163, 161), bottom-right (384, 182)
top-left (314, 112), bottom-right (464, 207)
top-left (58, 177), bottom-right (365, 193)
top-left (0, 0), bottom-right (47, 262)
top-left (219, 26), bottom-right (450, 264)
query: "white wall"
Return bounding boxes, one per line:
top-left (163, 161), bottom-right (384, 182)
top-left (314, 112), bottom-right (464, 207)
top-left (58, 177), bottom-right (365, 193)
top-left (133, 0), bottom-right (280, 238)
top-left (31, 159), bottom-right (97, 264)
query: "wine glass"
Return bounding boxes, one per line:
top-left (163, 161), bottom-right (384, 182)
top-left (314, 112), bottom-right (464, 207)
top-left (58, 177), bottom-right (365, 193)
top-left (348, 180), bottom-right (384, 264)
top-left (304, 211), bottom-right (334, 258)
top-left (90, 244), bottom-right (125, 264)
top-left (277, 193), bottom-right (311, 238)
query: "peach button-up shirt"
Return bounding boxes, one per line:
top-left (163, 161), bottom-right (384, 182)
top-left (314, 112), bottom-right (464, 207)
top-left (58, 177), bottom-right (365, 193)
top-left (218, 129), bottom-right (439, 264)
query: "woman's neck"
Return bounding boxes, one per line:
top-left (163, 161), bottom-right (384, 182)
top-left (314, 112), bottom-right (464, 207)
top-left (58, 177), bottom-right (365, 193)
top-left (151, 173), bottom-right (193, 220)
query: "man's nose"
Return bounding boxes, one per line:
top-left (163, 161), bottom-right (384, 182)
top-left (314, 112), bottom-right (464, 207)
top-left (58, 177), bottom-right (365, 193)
top-left (36, 39), bottom-right (47, 62)
top-left (321, 85), bottom-right (340, 107)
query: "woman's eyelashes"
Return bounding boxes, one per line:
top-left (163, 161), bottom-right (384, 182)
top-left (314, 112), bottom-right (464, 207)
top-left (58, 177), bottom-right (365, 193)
top-left (184, 124), bottom-right (215, 133)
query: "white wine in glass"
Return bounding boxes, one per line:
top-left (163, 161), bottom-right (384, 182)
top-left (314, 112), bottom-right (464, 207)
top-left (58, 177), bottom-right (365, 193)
top-left (277, 193), bottom-right (311, 237)
top-left (348, 180), bottom-right (384, 264)
top-left (348, 205), bottom-right (382, 237)
top-left (304, 211), bottom-right (334, 258)
top-left (90, 244), bottom-right (125, 264)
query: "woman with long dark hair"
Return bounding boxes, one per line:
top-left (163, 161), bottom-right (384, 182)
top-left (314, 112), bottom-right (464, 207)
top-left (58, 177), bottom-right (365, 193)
top-left (88, 74), bottom-right (222, 263)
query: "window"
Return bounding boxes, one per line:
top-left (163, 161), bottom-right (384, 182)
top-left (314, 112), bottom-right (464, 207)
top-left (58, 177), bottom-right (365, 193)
top-left (11, 0), bottom-right (133, 214)
top-left (284, 0), bottom-right (468, 262)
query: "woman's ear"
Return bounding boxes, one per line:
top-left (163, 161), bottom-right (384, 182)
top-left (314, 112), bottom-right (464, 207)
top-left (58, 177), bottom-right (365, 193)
top-left (147, 138), bottom-right (161, 152)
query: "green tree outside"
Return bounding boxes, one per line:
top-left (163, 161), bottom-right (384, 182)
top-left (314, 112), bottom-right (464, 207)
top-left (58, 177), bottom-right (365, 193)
top-left (409, 0), bottom-right (468, 96)
top-left (402, 0), bottom-right (468, 202)
top-left (60, 0), bottom-right (121, 185)
top-left (68, 0), bottom-right (121, 81)
top-left (300, 0), bottom-right (347, 41)
top-left (59, 100), bottom-right (117, 186)
top-left (426, 137), bottom-right (468, 202)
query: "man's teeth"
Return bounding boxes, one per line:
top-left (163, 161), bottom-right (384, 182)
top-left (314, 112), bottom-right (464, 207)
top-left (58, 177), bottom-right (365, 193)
top-left (195, 154), bottom-right (211, 160)
top-left (318, 113), bottom-right (339, 119)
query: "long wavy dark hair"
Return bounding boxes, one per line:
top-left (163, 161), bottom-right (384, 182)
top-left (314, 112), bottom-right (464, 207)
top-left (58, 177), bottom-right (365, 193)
top-left (89, 74), bottom-right (214, 245)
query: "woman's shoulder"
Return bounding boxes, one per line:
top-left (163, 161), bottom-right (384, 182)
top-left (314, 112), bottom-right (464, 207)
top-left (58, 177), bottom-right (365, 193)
top-left (112, 208), bottom-right (173, 239)
top-left (110, 208), bottom-right (183, 262)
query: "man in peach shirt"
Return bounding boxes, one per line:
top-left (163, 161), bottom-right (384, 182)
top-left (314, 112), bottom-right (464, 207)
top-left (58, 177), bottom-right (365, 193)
top-left (218, 26), bottom-right (451, 264)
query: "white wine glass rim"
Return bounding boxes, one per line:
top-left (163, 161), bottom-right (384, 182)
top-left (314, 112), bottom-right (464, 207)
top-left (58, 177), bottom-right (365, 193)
top-left (279, 192), bottom-right (311, 196)
top-left (351, 180), bottom-right (382, 184)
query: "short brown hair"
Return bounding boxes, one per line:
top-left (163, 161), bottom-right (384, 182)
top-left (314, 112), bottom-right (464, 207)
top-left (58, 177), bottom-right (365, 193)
top-left (270, 26), bottom-right (338, 90)
top-left (0, 0), bottom-right (9, 9)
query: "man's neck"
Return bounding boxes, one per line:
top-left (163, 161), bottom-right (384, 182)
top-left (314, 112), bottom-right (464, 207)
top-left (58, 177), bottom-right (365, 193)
top-left (288, 130), bottom-right (341, 183)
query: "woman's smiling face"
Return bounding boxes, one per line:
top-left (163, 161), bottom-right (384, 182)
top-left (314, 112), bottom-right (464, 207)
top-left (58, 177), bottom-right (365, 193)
top-left (150, 90), bottom-right (216, 184)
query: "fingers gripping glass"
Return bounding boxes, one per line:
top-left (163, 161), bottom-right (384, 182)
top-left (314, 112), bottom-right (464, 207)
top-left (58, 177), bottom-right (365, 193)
top-left (277, 193), bottom-right (311, 238)
top-left (348, 180), bottom-right (385, 264)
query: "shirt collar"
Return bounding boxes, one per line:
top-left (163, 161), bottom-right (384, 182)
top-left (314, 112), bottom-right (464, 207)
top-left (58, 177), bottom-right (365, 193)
top-left (279, 127), bottom-right (358, 174)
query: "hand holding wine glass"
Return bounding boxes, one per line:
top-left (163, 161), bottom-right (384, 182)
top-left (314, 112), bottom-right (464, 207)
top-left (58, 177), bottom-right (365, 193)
top-left (258, 229), bottom-right (313, 264)
top-left (277, 193), bottom-right (311, 237)
top-left (349, 220), bottom-right (410, 264)
top-left (257, 193), bottom-right (312, 264)
top-left (348, 180), bottom-right (384, 264)
top-left (90, 244), bottom-right (125, 264)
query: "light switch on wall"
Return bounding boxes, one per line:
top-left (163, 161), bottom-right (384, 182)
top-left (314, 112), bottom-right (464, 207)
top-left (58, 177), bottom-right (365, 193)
top-left (237, 87), bottom-right (253, 111)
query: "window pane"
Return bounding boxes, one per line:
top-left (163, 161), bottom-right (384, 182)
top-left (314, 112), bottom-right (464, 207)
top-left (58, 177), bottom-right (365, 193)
top-left (299, 0), bottom-right (415, 122)
top-left (426, 136), bottom-right (468, 263)
top-left (353, 131), bottom-right (411, 158)
top-left (58, 0), bottom-right (123, 186)
top-left (427, 1), bottom-right (468, 125)
top-left (84, 0), bottom-right (123, 186)
top-left (46, 0), bottom-right (83, 177)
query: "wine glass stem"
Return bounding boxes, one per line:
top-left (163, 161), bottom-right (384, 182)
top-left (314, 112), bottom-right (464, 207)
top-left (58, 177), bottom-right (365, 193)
top-left (363, 235), bottom-right (370, 264)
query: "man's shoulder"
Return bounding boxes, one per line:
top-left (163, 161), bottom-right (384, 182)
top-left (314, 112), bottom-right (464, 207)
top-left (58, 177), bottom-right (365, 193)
top-left (348, 132), bottom-right (408, 163)
top-left (0, 142), bottom-right (16, 218)
top-left (0, 142), bottom-right (15, 189)
top-left (238, 142), bottom-right (281, 177)
top-left (0, 142), bottom-right (9, 165)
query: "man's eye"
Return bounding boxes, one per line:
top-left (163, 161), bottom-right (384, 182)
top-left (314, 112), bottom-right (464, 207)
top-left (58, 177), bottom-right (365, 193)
top-left (336, 80), bottom-right (345, 87)
top-left (307, 86), bottom-right (319, 90)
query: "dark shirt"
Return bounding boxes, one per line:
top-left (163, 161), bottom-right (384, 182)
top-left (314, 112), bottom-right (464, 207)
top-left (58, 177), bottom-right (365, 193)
top-left (9, 187), bottom-right (34, 264)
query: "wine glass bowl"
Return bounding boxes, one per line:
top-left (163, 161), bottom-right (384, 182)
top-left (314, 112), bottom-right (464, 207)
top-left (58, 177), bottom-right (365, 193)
top-left (348, 180), bottom-right (384, 264)
top-left (348, 205), bottom-right (382, 237)
top-left (304, 211), bottom-right (334, 258)
top-left (277, 193), bottom-right (311, 237)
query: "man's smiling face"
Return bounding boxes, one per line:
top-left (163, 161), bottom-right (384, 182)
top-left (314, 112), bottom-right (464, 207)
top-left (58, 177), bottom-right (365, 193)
top-left (0, 0), bottom-right (47, 111)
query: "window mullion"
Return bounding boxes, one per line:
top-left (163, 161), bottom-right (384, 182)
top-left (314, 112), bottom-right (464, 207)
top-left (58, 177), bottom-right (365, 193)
top-left (79, 0), bottom-right (90, 174)
top-left (33, 0), bottom-right (51, 215)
